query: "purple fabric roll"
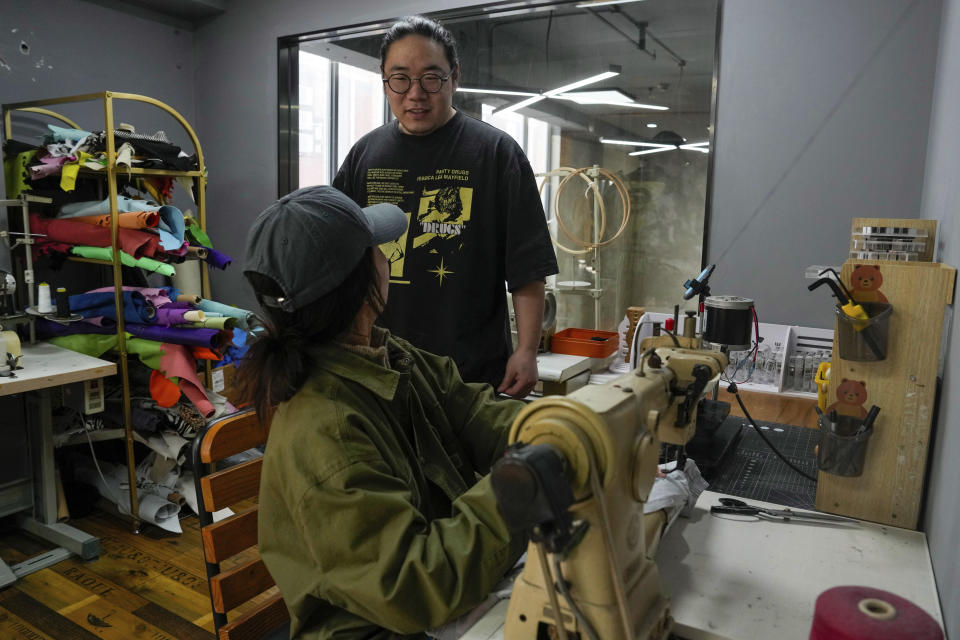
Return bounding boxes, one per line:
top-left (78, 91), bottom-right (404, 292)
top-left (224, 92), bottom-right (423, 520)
top-left (200, 245), bottom-right (233, 270)
top-left (155, 307), bottom-right (190, 326)
top-left (35, 317), bottom-right (116, 338)
top-left (125, 324), bottom-right (224, 349)
top-left (82, 316), bottom-right (115, 327)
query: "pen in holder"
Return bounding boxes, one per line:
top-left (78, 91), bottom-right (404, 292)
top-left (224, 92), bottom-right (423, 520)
top-left (817, 406), bottom-right (879, 477)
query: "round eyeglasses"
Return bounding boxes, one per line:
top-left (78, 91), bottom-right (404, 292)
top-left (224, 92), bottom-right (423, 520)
top-left (383, 71), bottom-right (453, 95)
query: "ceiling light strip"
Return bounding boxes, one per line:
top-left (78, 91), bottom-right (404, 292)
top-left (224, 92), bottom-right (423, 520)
top-left (457, 87), bottom-right (540, 97)
top-left (576, 0), bottom-right (647, 7)
top-left (628, 146), bottom-right (675, 156)
top-left (495, 94), bottom-right (547, 115)
top-left (544, 69), bottom-right (620, 97)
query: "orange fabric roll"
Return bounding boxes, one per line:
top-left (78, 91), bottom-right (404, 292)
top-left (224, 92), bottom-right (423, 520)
top-left (71, 210), bottom-right (160, 229)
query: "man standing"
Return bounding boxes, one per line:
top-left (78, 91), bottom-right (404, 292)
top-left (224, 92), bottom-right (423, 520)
top-left (334, 15), bottom-right (558, 398)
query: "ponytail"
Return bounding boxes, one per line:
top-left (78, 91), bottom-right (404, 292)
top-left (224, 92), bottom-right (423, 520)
top-left (237, 248), bottom-right (384, 424)
top-left (236, 316), bottom-right (312, 424)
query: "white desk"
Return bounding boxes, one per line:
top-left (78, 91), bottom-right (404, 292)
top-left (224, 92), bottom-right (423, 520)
top-left (461, 491), bottom-right (943, 640)
top-left (658, 491), bottom-right (942, 639)
top-left (0, 341), bottom-right (116, 588)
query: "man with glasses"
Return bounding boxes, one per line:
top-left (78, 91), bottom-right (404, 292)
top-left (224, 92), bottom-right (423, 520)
top-left (334, 15), bottom-right (558, 399)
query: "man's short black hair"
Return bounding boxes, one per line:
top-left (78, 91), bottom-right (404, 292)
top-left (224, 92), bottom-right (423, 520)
top-left (380, 15), bottom-right (460, 72)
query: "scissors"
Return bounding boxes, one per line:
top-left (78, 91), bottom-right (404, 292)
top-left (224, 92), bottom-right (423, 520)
top-left (710, 497), bottom-right (858, 525)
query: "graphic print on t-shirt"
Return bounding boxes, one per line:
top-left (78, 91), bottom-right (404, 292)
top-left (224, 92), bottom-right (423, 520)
top-left (414, 184), bottom-right (472, 287)
top-left (368, 167), bottom-right (473, 287)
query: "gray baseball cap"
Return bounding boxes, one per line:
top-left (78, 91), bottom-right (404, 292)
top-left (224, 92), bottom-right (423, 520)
top-left (243, 185), bottom-right (407, 313)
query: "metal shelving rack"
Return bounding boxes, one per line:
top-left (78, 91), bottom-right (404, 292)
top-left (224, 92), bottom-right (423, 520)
top-left (2, 91), bottom-right (209, 531)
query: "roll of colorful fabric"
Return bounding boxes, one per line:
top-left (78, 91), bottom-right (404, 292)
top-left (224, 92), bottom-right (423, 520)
top-left (69, 290), bottom-right (157, 324)
top-left (70, 246), bottom-right (176, 277)
top-left (196, 299), bottom-right (253, 329)
top-left (31, 212), bottom-right (160, 258)
top-left (125, 324), bottom-right (224, 349)
top-left (186, 316), bottom-right (237, 331)
top-left (35, 317), bottom-right (115, 338)
top-left (198, 244), bottom-right (233, 270)
top-left (69, 210), bottom-right (160, 229)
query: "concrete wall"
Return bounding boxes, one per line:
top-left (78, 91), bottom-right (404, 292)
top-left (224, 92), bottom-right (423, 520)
top-left (707, 0), bottom-right (942, 328)
top-left (0, 0), bottom-right (197, 186)
top-left (919, 0), bottom-right (960, 636)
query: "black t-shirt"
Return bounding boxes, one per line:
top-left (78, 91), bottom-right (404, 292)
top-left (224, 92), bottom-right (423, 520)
top-left (334, 112), bottom-right (558, 386)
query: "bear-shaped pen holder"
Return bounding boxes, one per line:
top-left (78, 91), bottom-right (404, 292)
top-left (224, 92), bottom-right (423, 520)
top-left (834, 301), bottom-right (892, 361)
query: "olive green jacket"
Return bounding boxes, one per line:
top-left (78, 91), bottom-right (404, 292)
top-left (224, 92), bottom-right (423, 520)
top-left (258, 331), bottom-right (526, 639)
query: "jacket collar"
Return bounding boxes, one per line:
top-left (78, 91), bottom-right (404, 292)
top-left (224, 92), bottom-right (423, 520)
top-left (309, 327), bottom-right (408, 401)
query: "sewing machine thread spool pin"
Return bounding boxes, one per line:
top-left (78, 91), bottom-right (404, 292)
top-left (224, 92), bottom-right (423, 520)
top-left (55, 288), bottom-right (70, 319)
top-left (683, 310), bottom-right (697, 338)
top-left (37, 283), bottom-right (54, 314)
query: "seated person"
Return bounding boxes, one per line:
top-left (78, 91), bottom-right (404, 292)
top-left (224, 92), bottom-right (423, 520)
top-left (239, 185), bottom-right (527, 640)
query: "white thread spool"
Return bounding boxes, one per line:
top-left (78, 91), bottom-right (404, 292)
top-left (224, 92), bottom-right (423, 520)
top-left (37, 282), bottom-right (54, 313)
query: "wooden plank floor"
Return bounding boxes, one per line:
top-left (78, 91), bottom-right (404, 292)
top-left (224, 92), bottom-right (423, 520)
top-left (0, 505), bottom-right (270, 640)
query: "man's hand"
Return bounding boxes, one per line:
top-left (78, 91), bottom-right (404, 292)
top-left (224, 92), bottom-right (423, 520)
top-left (498, 348), bottom-right (538, 398)
top-left (499, 280), bottom-right (546, 398)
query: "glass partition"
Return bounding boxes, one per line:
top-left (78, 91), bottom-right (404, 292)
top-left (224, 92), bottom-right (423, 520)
top-left (279, 0), bottom-right (721, 331)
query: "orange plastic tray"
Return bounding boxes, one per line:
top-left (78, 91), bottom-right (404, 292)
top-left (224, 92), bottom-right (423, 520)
top-left (550, 328), bottom-right (618, 358)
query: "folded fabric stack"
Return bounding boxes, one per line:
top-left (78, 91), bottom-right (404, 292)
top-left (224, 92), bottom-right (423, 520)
top-left (36, 285), bottom-right (252, 419)
top-left (29, 195), bottom-right (231, 275)
top-left (11, 124), bottom-right (198, 192)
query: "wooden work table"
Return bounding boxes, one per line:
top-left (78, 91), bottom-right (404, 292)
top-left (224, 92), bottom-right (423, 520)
top-left (719, 387), bottom-right (819, 430)
top-left (0, 340), bottom-right (115, 396)
top-left (460, 491), bottom-right (943, 640)
top-left (0, 340), bottom-right (116, 587)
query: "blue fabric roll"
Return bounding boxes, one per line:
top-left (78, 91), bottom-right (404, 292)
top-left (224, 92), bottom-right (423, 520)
top-left (157, 205), bottom-right (186, 250)
top-left (69, 291), bottom-right (157, 324)
top-left (197, 299), bottom-right (253, 329)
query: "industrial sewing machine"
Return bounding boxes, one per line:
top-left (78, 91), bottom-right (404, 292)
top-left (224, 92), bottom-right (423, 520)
top-left (490, 268), bottom-right (751, 640)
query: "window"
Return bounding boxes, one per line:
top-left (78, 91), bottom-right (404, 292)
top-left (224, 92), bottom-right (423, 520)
top-left (279, 0), bottom-right (720, 330)
top-left (297, 51), bottom-right (331, 188)
top-left (297, 50), bottom-right (385, 188)
top-left (481, 103), bottom-right (554, 210)
top-left (336, 64), bottom-right (386, 170)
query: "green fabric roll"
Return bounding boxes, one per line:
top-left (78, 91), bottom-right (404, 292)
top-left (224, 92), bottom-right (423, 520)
top-left (126, 337), bottom-right (166, 371)
top-left (49, 334), bottom-right (165, 373)
top-left (4, 150), bottom-right (37, 199)
top-left (49, 334), bottom-right (117, 358)
top-left (184, 216), bottom-right (212, 247)
top-left (70, 245), bottom-right (176, 276)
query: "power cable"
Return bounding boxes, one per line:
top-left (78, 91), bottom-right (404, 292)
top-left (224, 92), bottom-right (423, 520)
top-left (728, 383), bottom-right (818, 483)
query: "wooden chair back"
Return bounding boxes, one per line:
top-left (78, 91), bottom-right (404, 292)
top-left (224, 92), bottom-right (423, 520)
top-left (191, 410), bottom-right (289, 640)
